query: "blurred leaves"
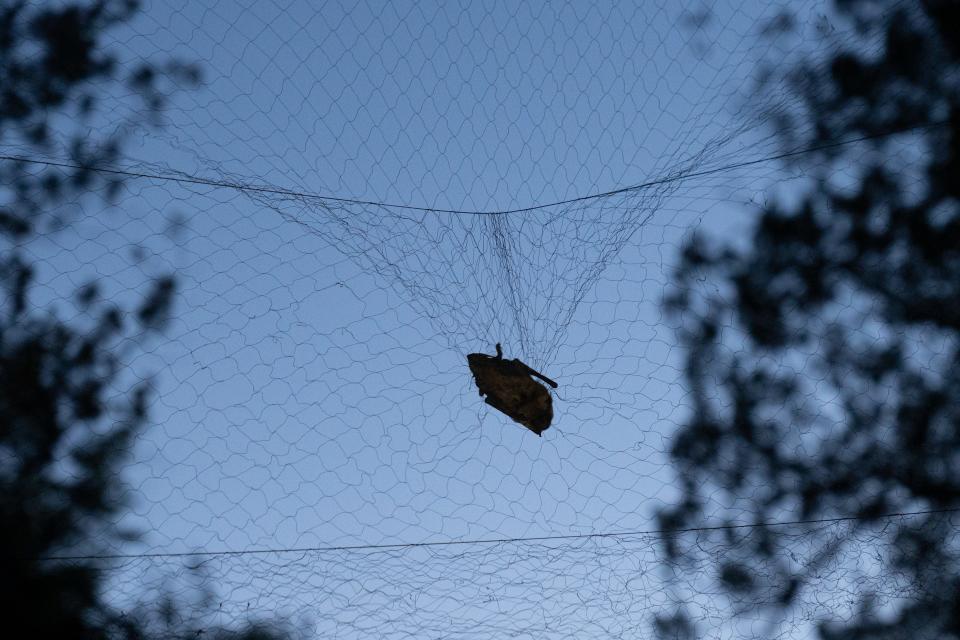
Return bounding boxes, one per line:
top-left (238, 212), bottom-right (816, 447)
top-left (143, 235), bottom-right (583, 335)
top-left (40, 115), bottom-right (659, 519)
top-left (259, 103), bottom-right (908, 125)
top-left (0, 1), bottom-right (290, 639)
top-left (653, 610), bottom-right (697, 640)
top-left (658, 0), bottom-right (960, 637)
top-left (0, 0), bottom-right (201, 238)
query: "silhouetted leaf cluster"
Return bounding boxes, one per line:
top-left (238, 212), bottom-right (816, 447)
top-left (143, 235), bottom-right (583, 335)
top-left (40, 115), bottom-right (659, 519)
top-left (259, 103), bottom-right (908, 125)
top-left (0, 2), bottom-right (289, 639)
top-left (1, 247), bottom-right (175, 638)
top-left (0, 0), bottom-right (201, 238)
top-left (659, 0), bottom-right (960, 637)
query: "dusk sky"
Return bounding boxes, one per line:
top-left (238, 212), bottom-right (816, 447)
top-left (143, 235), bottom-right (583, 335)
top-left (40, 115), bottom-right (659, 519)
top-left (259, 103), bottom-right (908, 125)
top-left (24, 0), bottom-right (848, 636)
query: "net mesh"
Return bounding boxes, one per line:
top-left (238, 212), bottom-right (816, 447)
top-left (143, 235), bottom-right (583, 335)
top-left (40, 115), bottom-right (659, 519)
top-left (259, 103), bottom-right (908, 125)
top-left (14, 0), bottom-right (937, 637)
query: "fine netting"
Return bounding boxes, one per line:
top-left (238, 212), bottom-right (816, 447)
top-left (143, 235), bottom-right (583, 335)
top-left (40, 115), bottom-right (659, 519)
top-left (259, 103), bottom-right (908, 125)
top-left (14, 0), bottom-right (939, 638)
top-left (94, 510), bottom-right (959, 638)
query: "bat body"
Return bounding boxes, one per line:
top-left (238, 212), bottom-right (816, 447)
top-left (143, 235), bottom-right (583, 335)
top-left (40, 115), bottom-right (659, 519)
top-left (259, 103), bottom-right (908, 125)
top-left (467, 344), bottom-right (558, 436)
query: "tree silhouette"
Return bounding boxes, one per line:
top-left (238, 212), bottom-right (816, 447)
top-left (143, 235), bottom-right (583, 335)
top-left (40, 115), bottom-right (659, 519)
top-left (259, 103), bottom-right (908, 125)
top-left (0, 2), bottom-right (289, 638)
top-left (658, 0), bottom-right (960, 637)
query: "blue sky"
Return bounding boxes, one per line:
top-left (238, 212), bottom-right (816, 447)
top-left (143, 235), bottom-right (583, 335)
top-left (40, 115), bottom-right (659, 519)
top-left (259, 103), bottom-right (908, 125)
top-left (25, 0), bottom-right (845, 635)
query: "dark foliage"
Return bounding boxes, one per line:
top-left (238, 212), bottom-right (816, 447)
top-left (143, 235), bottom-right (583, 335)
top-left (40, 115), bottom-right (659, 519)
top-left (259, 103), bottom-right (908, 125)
top-left (657, 0), bottom-right (960, 637)
top-left (0, 2), bottom-right (287, 639)
top-left (1, 245), bottom-right (174, 639)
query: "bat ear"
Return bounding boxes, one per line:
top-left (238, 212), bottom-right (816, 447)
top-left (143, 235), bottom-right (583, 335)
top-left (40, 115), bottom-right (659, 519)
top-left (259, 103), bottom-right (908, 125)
top-left (495, 343), bottom-right (503, 358)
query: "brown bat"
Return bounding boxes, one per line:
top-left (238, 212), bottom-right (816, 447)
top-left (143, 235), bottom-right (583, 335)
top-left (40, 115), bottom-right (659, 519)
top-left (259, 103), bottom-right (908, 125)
top-left (467, 343), bottom-right (558, 436)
